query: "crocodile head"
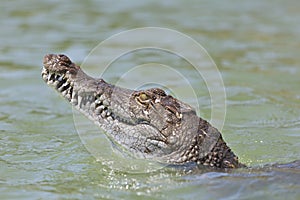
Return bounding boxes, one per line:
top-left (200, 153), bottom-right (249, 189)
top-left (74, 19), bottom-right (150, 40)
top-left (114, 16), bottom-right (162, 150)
top-left (42, 54), bottom-right (244, 168)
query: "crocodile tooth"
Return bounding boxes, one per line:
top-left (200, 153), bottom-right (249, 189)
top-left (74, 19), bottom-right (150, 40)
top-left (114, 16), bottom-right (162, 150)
top-left (181, 156), bottom-right (188, 162)
top-left (57, 82), bottom-right (65, 91)
top-left (42, 72), bottom-right (47, 79)
top-left (106, 116), bottom-right (113, 121)
top-left (99, 95), bottom-right (105, 101)
top-left (95, 108), bottom-right (101, 115)
top-left (90, 102), bottom-right (96, 110)
top-left (176, 112), bottom-right (182, 119)
top-left (63, 81), bottom-right (69, 87)
top-left (102, 99), bottom-right (109, 106)
top-left (101, 111), bottom-right (106, 118)
top-left (201, 129), bottom-right (207, 137)
top-left (65, 93), bottom-right (71, 100)
top-left (47, 74), bottom-right (51, 81)
top-left (53, 80), bottom-right (58, 87)
top-left (99, 105), bottom-right (105, 111)
top-left (66, 79), bottom-right (72, 84)
top-left (95, 105), bottom-right (105, 115)
top-left (49, 73), bottom-right (55, 82)
top-left (69, 89), bottom-right (76, 104)
top-left (71, 98), bottom-right (78, 105)
top-left (58, 76), bottom-right (63, 82)
top-left (78, 96), bottom-right (83, 107)
top-left (62, 90), bottom-right (67, 96)
top-left (95, 99), bottom-right (102, 105)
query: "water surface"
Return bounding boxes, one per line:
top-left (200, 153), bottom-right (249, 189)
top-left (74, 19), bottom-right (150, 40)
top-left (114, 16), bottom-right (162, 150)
top-left (1, 0), bottom-right (299, 199)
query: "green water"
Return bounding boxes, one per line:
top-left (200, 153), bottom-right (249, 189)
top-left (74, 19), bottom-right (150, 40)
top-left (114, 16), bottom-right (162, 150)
top-left (1, 0), bottom-right (299, 199)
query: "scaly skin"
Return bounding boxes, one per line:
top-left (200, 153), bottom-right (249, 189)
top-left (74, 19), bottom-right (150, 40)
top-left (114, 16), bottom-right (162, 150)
top-left (42, 54), bottom-right (245, 168)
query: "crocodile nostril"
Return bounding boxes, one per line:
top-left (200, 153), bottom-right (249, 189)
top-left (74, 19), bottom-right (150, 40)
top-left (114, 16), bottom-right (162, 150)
top-left (43, 54), bottom-right (54, 65)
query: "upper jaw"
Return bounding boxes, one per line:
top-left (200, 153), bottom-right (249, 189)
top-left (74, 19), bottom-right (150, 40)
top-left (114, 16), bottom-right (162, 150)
top-left (41, 54), bottom-right (140, 126)
top-left (41, 54), bottom-right (77, 102)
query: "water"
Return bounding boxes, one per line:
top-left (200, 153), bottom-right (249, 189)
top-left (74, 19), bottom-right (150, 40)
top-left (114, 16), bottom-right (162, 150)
top-left (1, 0), bottom-right (300, 199)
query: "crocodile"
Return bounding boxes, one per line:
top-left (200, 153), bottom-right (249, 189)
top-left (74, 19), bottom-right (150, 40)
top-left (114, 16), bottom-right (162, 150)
top-left (42, 54), bottom-right (246, 169)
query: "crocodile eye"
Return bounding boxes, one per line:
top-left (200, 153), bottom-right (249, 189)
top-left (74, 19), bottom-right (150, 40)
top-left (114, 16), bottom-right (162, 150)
top-left (136, 93), bottom-right (151, 105)
top-left (140, 93), bottom-right (148, 101)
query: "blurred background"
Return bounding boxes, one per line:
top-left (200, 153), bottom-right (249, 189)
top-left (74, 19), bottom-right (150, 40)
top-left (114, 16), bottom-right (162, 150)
top-left (0, 0), bottom-right (299, 199)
